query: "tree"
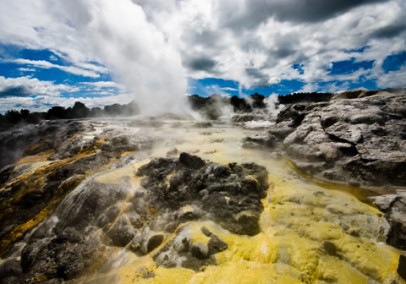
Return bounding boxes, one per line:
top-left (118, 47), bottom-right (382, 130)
top-left (230, 96), bottom-right (252, 113)
top-left (5, 110), bottom-right (22, 124)
top-left (71, 101), bottom-right (89, 118)
top-left (104, 104), bottom-right (122, 116)
top-left (20, 109), bottom-right (30, 119)
top-left (251, 93), bottom-right (266, 109)
top-left (46, 106), bottom-right (68, 119)
top-left (89, 107), bottom-right (103, 117)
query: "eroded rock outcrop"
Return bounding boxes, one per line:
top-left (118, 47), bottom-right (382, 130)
top-left (1, 110), bottom-right (404, 282)
top-left (243, 90), bottom-right (406, 256)
top-left (0, 150), bottom-right (269, 283)
top-left (248, 90), bottom-right (406, 188)
top-left (136, 152), bottom-right (269, 236)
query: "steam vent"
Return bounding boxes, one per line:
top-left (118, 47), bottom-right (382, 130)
top-left (0, 90), bottom-right (404, 283)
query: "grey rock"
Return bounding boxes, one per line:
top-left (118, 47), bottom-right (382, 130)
top-left (107, 219), bottom-right (134, 247)
top-left (0, 258), bottom-right (22, 284)
top-left (179, 152), bottom-right (205, 169)
top-left (208, 235), bottom-right (228, 254)
top-left (370, 191), bottom-right (406, 250)
top-left (191, 242), bottom-right (209, 259)
top-left (323, 241), bottom-right (337, 256)
top-left (398, 253), bottom-right (406, 280)
top-left (254, 91), bottom-right (406, 188)
top-left (201, 226), bottom-right (212, 237)
top-left (147, 234), bottom-right (164, 253)
top-left (137, 154), bottom-right (268, 235)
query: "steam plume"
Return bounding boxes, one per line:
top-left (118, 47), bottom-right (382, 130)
top-left (60, 0), bottom-right (187, 115)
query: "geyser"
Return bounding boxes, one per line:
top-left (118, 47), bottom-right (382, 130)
top-left (61, 0), bottom-right (187, 115)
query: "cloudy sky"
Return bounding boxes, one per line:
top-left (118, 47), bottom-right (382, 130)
top-left (0, 0), bottom-right (405, 113)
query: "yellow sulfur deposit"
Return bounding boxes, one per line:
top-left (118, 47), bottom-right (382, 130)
top-left (113, 173), bottom-right (402, 283)
top-left (4, 122), bottom-right (402, 283)
top-left (108, 126), bottom-right (404, 284)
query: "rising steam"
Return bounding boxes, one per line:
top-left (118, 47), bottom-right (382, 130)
top-left (60, 0), bottom-right (187, 115)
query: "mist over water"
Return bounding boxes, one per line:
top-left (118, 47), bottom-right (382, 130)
top-left (61, 0), bottom-right (187, 115)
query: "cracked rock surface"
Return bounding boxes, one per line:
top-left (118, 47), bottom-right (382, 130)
top-left (249, 90), bottom-right (406, 188)
top-left (136, 152), bottom-right (269, 236)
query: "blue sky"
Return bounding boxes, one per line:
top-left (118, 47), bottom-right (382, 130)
top-left (0, 0), bottom-right (405, 113)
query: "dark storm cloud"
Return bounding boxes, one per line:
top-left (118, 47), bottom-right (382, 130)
top-left (266, 0), bottom-right (384, 22)
top-left (221, 0), bottom-right (384, 31)
top-left (373, 23), bottom-right (406, 38)
top-left (185, 57), bottom-right (217, 72)
top-left (181, 30), bottom-right (224, 49)
top-left (274, 47), bottom-right (296, 59)
top-left (245, 68), bottom-right (270, 87)
top-left (0, 86), bottom-right (31, 98)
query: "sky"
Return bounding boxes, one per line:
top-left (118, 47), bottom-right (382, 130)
top-left (0, 0), bottom-right (405, 113)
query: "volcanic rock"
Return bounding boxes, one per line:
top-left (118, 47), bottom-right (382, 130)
top-left (137, 153), bottom-right (269, 235)
top-left (179, 152), bottom-right (206, 169)
top-left (250, 90), bottom-right (406, 188)
top-left (191, 242), bottom-right (210, 259)
top-left (370, 191), bottom-right (406, 250)
top-left (208, 234), bottom-right (228, 254)
top-left (398, 253), bottom-right (406, 280)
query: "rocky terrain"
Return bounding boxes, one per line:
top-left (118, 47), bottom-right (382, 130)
top-left (245, 89), bottom-right (406, 261)
top-left (0, 90), bottom-right (405, 283)
top-left (247, 90), bottom-right (406, 188)
top-left (0, 118), bottom-right (272, 283)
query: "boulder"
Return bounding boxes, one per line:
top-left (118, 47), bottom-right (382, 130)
top-left (208, 234), bottom-right (228, 254)
top-left (370, 192), bottom-right (406, 250)
top-left (137, 154), bottom-right (268, 235)
top-left (191, 242), bottom-right (209, 259)
top-left (179, 152), bottom-right (206, 169)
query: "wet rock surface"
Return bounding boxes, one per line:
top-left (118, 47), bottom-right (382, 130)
top-left (0, 120), bottom-right (89, 169)
top-left (370, 191), bottom-right (406, 250)
top-left (0, 123), bottom-right (269, 283)
top-left (0, 113), bottom-right (405, 283)
top-left (398, 253), bottom-right (406, 280)
top-left (248, 90), bottom-right (406, 188)
top-left (137, 152), bottom-right (269, 235)
top-left (0, 119), bottom-right (154, 282)
top-left (242, 90), bottom-right (406, 260)
top-left (153, 225), bottom-right (227, 271)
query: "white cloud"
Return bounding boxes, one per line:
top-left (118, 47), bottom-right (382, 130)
top-left (138, 0), bottom-right (405, 88)
top-left (0, 93), bottom-right (132, 113)
top-left (11, 59), bottom-right (100, 78)
top-left (80, 81), bottom-right (121, 89)
top-left (18, 67), bottom-right (36, 72)
top-left (0, 76), bottom-right (78, 96)
top-left (75, 62), bottom-right (110, 74)
top-left (0, 0), bottom-right (405, 107)
top-left (376, 66), bottom-right (406, 88)
top-left (221, 87), bottom-right (238, 91)
top-left (0, 0), bottom-right (93, 63)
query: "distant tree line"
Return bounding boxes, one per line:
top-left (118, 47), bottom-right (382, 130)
top-left (188, 93), bottom-right (267, 120)
top-left (0, 101), bottom-right (139, 131)
top-left (277, 92), bottom-right (334, 104)
top-left (3, 90), bottom-right (371, 130)
top-left (188, 92), bottom-right (339, 117)
top-left (187, 91), bottom-right (347, 120)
